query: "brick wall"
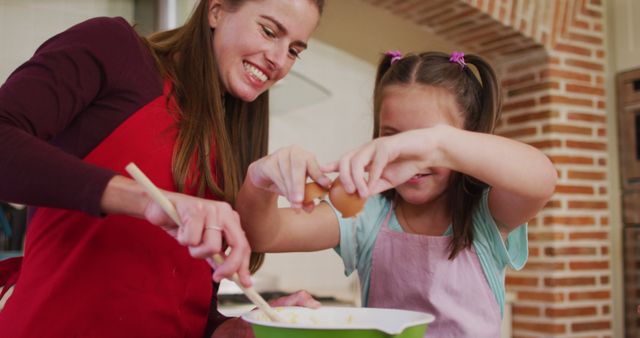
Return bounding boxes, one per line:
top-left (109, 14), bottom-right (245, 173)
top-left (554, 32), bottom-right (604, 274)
top-left (361, 0), bottom-right (612, 336)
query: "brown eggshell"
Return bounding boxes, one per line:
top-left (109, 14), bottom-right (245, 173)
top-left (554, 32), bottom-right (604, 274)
top-left (303, 182), bottom-right (329, 204)
top-left (328, 180), bottom-right (367, 218)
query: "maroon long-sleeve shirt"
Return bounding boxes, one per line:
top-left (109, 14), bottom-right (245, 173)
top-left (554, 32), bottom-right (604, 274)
top-left (0, 16), bottom-right (161, 216)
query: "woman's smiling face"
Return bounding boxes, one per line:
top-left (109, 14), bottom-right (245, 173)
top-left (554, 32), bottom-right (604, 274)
top-left (209, 0), bottom-right (320, 102)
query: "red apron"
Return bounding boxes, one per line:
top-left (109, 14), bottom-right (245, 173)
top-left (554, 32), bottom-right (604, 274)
top-left (0, 81), bottom-right (213, 337)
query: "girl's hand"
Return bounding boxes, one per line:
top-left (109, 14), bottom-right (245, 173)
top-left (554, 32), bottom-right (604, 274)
top-left (325, 129), bottom-right (436, 197)
top-left (247, 146), bottom-right (331, 210)
top-left (143, 193), bottom-right (252, 286)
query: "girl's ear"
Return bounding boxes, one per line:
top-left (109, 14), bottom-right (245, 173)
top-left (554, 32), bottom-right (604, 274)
top-left (208, 0), bottom-right (223, 29)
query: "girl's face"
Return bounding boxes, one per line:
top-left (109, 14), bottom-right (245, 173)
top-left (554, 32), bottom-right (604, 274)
top-left (209, 0), bottom-right (320, 102)
top-left (379, 84), bottom-right (464, 205)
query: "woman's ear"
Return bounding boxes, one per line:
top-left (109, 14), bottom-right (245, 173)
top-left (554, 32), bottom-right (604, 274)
top-left (208, 0), bottom-right (223, 28)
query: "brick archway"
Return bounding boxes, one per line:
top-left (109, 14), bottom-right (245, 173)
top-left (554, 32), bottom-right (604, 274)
top-left (362, 0), bottom-right (611, 337)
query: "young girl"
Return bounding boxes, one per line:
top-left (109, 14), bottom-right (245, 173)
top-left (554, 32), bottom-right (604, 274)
top-left (238, 51), bottom-right (557, 337)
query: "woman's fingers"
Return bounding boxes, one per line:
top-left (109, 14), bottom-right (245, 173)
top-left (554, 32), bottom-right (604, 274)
top-left (154, 194), bottom-right (251, 286)
top-left (188, 217), bottom-right (223, 259)
top-left (176, 202), bottom-right (206, 246)
top-left (211, 206), bottom-right (252, 286)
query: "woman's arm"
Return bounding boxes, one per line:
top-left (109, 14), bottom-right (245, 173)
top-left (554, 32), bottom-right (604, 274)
top-left (0, 17), bottom-right (160, 216)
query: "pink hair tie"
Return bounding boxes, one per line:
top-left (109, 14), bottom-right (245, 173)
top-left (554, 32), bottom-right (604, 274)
top-left (449, 51), bottom-right (466, 69)
top-left (385, 50), bottom-right (403, 64)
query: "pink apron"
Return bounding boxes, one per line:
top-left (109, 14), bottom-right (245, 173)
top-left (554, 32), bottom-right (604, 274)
top-left (367, 204), bottom-right (501, 337)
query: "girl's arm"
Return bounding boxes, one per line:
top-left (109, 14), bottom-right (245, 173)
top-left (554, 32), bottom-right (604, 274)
top-left (236, 147), bottom-right (340, 253)
top-left (334, 124), bottom-right (557, 232)
top-left (436, 126), bottom-right (556, 231)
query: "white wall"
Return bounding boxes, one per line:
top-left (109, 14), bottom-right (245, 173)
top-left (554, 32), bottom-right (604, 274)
top-left (0, 0), bottom-right (135, 82)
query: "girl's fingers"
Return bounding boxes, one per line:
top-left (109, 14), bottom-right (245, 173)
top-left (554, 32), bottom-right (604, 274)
top-left (366, 146), bottom-right (388, 194)
top-left (349, 145), bottom-right (376, 198)
top-left (277, 153), bottom-right (296, 207)
top-left (369, 177), bottom-right (394, 195)
top-left (289, 151), bottom-right (308, 208)
top-left (264, 159), bottom-right (288, 197)
top-left (251, 158), bottom-right (287, 196)
top-left (338, 152), bottom-right (357, 194)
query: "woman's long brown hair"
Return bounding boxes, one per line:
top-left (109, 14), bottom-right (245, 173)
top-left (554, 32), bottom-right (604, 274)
top-left (141, 0), bottom-right (324, 272)
top-left (373, 51), bottom-right (501, 260)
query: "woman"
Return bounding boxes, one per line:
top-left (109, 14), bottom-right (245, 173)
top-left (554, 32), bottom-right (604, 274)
top-left (0, 0), bottom-right (324, 337)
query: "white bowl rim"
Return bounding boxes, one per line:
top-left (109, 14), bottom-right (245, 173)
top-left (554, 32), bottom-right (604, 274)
top-left (241, 306), bottom-right (436, 334)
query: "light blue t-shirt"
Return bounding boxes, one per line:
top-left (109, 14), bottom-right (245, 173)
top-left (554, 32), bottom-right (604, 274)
top-left (331, 190), bottom-right (528, 316)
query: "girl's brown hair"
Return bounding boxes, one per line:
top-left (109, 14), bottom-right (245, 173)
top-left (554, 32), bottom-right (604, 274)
top-left (373, 51), bottom-right (501, 259)
top-left (142, 0), bottom-right (324, 272)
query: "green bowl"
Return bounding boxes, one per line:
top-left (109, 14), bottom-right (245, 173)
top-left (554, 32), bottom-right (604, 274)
top-left (241, 306), bottom-right (435, 338)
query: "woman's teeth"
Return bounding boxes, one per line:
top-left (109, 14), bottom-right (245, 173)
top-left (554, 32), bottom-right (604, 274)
top-left (243, 62), bottom-right (267, 82)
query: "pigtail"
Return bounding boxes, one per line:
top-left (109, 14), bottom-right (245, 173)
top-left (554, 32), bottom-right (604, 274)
top-left (375, 52), bottom-right (396, 87)
top-left (373, 51), bottom-right (403, 139)
top-left (463, 55), bottom-right (502, 133)
top-left (446, 53), bottom-right (501, 259)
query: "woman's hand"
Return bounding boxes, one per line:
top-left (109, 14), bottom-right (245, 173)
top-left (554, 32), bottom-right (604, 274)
top-left (100, 175), bottom-right (252, 286)
top-left (143, 192), bottom-right (252, 286)
top-left (210, 290), bottom-right (321, 338)
top-left (247, 146), bottom-right (331, 210)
